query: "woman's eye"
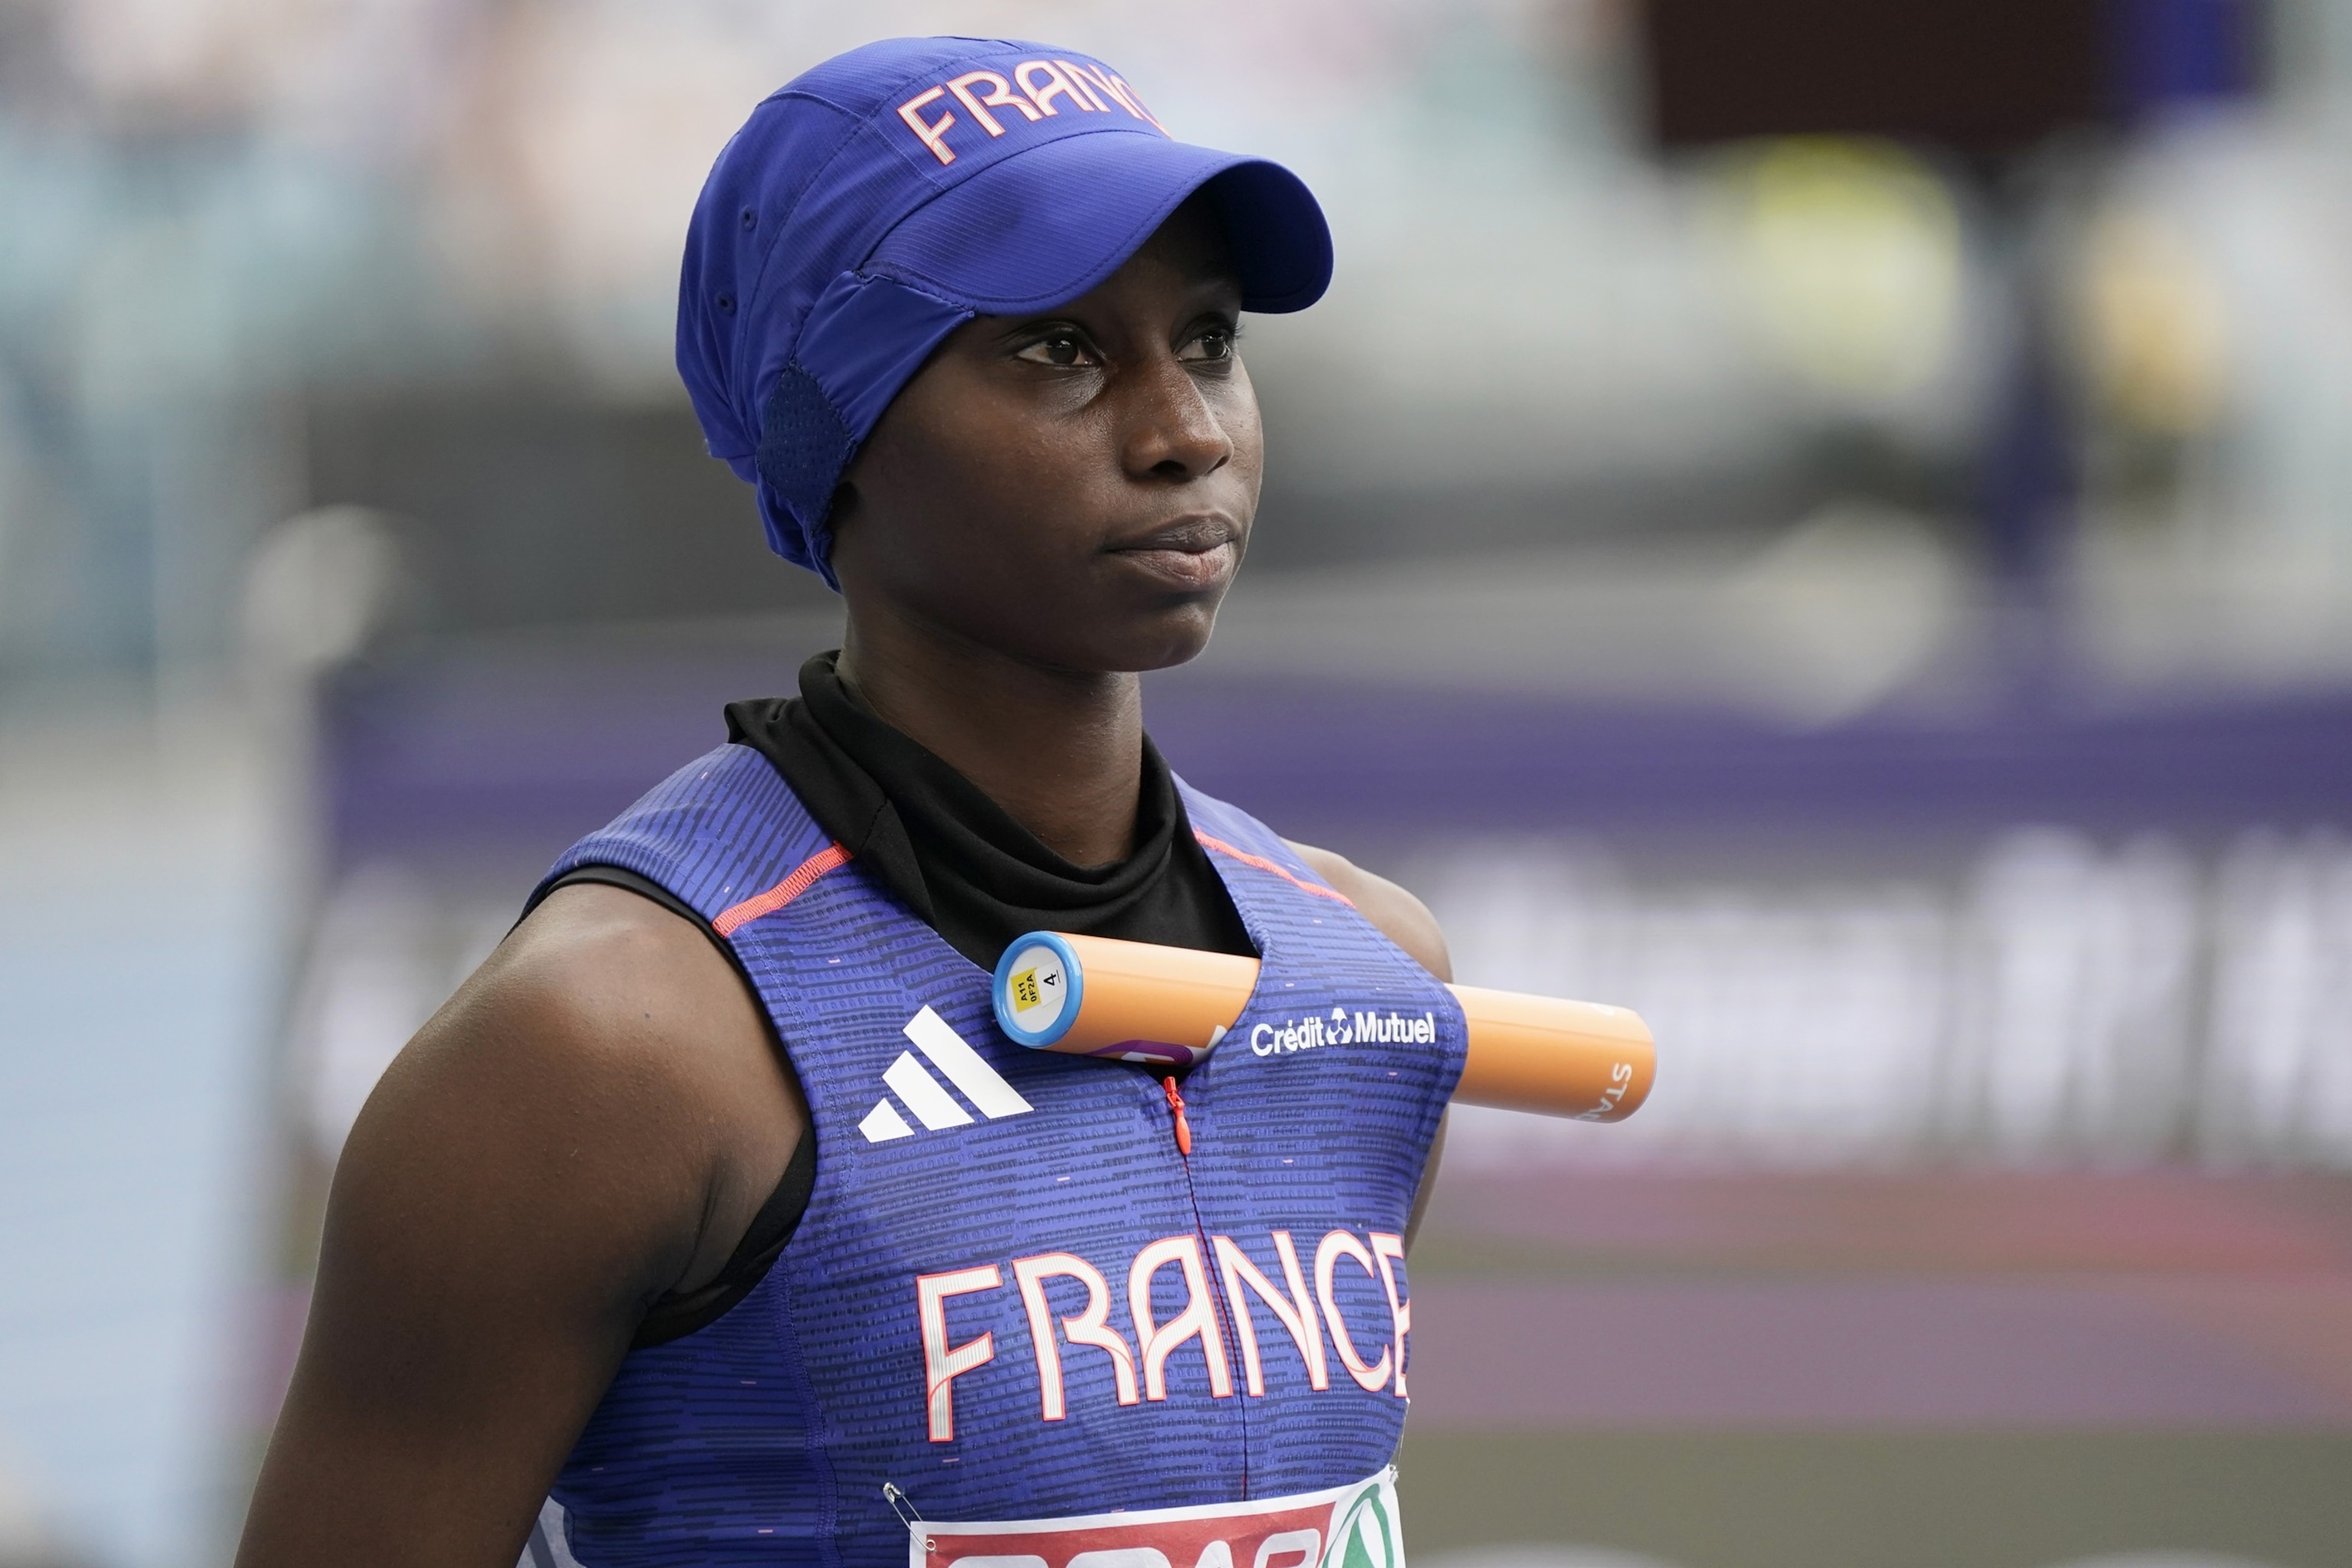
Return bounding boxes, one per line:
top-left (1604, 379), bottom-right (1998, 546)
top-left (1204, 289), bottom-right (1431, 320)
top-left (1181, 328), bottom-right (1236, 364)
top-left (1016, 333), bottom-right (1093, 368)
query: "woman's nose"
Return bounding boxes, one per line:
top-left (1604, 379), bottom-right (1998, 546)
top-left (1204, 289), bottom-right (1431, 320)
top-left (1119, 356), bottom-right (1234, 481)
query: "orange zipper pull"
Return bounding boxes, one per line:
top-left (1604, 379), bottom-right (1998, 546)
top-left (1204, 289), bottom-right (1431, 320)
top-left (1162, 1075), bottom-right (1193, 1158)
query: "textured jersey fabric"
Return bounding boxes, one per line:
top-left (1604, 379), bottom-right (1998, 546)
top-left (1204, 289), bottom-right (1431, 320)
top-left (534, 744), bottom-right (1463, 1566)
top-left (537, 670), bottom-right (1251, 1344)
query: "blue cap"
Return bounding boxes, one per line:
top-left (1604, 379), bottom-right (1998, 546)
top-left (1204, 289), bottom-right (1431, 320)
top-left (676, 37), bottom-right (1334, 586)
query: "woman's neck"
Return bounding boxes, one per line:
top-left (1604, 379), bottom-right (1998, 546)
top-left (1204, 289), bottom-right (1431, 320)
top-left (836, 610), bottom-right (1144, 867)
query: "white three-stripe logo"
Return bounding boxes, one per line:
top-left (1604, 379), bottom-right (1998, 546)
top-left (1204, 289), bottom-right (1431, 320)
top-left (859, 1006), bottom-right (1034, 1142)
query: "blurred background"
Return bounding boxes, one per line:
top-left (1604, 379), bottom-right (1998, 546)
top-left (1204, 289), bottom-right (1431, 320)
top-left (4, 0), bottom-right (2352, 1564)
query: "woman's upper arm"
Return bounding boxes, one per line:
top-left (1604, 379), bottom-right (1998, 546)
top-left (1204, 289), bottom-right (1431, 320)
top-left (235, 886), bottom-right (802, 1568)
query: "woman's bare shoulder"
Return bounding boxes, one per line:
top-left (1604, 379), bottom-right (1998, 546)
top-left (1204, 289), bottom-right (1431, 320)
top-left (1282, 841), bottom-right (1452, 982)
top-left (334, 882), bottom-right (805, 1328)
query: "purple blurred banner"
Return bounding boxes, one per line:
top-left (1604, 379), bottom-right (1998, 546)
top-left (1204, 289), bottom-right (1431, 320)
top-left (322, 635), bottom-right (2352, 874)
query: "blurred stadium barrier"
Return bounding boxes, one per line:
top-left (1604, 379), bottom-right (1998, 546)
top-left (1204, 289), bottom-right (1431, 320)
top-left (1420, 825), bottom-right (2352, 1168)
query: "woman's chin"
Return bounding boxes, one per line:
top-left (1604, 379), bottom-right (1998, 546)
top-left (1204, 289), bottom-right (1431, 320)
top-left (1112, 606), bottom-right (1223, 675)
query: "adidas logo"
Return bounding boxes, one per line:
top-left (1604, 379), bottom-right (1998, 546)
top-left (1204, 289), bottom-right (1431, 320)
top-left (859, 1005), bottom-right (1034, 1142)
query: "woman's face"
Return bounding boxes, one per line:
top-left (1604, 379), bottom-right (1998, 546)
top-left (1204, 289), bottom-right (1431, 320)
top-left (828, 197), bottom-right (1261, 674)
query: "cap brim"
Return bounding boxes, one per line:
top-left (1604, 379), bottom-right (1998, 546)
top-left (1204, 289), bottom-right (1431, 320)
top-left (865, 131), bottom-right (1332, 315)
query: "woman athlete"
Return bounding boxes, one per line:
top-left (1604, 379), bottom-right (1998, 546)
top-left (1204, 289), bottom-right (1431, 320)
top-left (238, 37), bottom-right (1459, 1568)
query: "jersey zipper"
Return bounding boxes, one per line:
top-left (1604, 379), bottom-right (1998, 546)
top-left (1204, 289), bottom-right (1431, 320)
top-left (1161, 1074), bottom-right (1193, 1157)
top-left (1149, 1063), bottom-right (1250, 1495)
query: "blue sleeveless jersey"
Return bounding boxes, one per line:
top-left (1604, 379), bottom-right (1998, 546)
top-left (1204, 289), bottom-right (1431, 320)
top-left (536, 744), bottom-right (1465, 1566)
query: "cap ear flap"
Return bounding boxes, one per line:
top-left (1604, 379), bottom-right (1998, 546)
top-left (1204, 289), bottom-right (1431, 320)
top-left (750, 272), bottom-right (975, 583)
top-left (756, 364), bottom-right (855, 531)
top-left (754, 365), bottom-right (854, 583)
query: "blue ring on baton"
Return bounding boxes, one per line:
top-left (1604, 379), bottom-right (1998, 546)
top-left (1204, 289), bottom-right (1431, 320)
top-left (992, 930), bottom-right (1084, 1050)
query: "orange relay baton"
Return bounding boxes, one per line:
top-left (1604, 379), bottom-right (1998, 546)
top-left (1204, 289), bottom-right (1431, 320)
top-left (991, 931), bottom-right (1654, 1122)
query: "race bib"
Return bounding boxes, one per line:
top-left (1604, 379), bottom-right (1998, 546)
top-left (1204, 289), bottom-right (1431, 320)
top-left (907, 1468), bottom-right (1403, 1568)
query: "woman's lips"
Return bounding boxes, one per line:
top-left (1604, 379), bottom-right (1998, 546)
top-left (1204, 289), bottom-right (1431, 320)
top-left (1107, 518), bottom-right (1240, 590)
top-left (1112, 537), bottom-right (1237, 589)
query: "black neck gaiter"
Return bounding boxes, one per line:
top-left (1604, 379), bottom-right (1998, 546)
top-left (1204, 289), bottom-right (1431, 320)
top-left (724, 652), bottom-right (1253, 972)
